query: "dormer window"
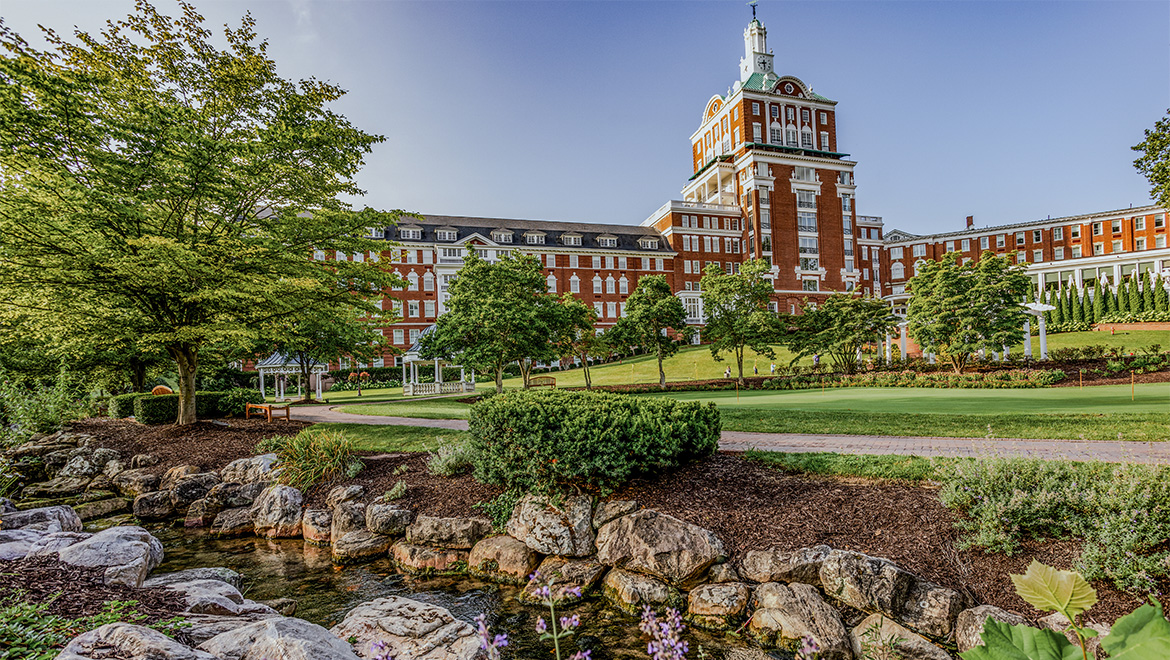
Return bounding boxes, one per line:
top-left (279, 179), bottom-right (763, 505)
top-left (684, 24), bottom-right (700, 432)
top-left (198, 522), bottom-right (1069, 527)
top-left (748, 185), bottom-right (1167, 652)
top-left (562, 234), bottom-right (582, 246)
top-left (526, 232), bottom-right (546, 245)
top-left (492, 230), bottom-right (513, 244)
top-left (639, 238), bottom-right (659, 250)
top-left (399, 228), bottom-right (422, 240)
top-left (598, 236), bottom-right (618, 248)
top-left (366, 227), bottom-right (382, 238)
top-left (436, 229), bottom-right (458, 241)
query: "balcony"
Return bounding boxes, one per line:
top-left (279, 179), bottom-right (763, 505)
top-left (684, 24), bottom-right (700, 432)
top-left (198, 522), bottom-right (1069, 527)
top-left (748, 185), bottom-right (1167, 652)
top-left (438, 257), bottom-right (463, 265)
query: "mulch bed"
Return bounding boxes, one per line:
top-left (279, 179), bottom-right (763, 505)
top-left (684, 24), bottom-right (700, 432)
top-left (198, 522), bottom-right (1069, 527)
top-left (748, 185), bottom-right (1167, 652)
top-left (0, 555), bottom-right (186, 623)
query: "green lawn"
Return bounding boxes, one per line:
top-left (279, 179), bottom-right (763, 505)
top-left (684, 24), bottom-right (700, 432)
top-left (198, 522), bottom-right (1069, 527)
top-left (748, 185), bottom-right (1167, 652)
top-left (313, 423), bottom-right (468, 453)
top-left (549, 344), bottom-right (806, 388)
top-left (1010, 329), bottom-right (1169, 355)
top-left (335, 398), bottom-right (474, 419)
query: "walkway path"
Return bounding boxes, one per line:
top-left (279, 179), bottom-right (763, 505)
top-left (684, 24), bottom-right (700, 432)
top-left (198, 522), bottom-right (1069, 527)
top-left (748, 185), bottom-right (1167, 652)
top-left (292, 405), bottom-right (1170, 464)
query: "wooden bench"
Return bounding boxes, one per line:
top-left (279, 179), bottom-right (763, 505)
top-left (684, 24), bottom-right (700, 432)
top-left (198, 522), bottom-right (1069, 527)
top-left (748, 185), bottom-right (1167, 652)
top-left (528, 376), bottom-right (556, 388)
top-left (246, 402), bottom-right (291, 422)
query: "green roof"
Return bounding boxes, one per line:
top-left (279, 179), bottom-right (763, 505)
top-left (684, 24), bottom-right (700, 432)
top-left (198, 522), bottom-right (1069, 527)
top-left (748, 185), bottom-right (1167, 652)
top-left (740, 73), bottom-right (835, 103)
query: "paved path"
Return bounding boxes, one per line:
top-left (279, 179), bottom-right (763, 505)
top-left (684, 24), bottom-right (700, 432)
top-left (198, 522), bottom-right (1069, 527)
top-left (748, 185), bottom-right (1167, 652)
top-left (292, 405), bottom-right (1170, 464)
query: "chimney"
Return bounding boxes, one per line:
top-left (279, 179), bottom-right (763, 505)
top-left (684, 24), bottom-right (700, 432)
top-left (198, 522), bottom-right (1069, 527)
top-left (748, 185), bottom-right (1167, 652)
top-left (965, 215), bottom-right (974, 229)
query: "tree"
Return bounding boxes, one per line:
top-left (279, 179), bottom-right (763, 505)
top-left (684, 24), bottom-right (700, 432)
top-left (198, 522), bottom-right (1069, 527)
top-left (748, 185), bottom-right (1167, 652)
top-left (1133, 110), bottom-right (1170, 209)
top-left (1143, 271), bottom-right (1157, 312)
top-left (0, 3), bottom-right (395, 424)
top-left (419, 250), bottom-right (555, 393)
top-left (268, 303), bottom-right (388, 402)
top-left (1118, 277), bottom-right (1131, 313)
top-left (906, 251), bottom-right (1029, 374)
top-left (1129, 274), bottom-right (1144, 313)
top-left (1156, 275), bottom-right (1170, 312)
top-left (613, 275), bottom-right (690, 388)
top-left (1070, 286), bottom-right (1084, 323)
top-left (549, 293), bottom-right (602, 390)
top-left (1091, 280), bottom-right (1105, 323)
top-left (782, 294), bottom-right (895, 375)
top-left (1104, 278), bottom-right (1117, 315)
top-left (699, 259), bottom-right (780, 385)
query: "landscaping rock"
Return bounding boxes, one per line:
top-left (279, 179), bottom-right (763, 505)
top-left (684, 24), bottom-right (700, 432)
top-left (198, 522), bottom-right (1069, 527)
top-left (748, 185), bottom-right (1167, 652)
top-left (58, 622), bottom-right (218, 660)
top-left (366, 503), bottom-right (413, 536)
top-left (326, 484), bottom-right (366, 509)
top-left (179, 614), bottom-right (280, 646)
top-left (1039, 611), bottom-right (1110, 659)
top-left (0, 504), bottom-right (82, 532)
top-left (102, 459), bottom-right (127, 479)
top-left (0, 497), bottom-right (15, 512)
top-left (251, 484), bottom-right (303, 538)
top-left (303, 508), bottom-right (333, 545)
top-left (160, 464), bottom-right (201, 491)
top-left (263, 597), bottom-right (298, 616)
top-left (86, 474), bottom-right (114, 493)
top-left (850, 614), bottom-right (951, 660)
top-left (741, 545), bottom-right (832, 585)
top-left (899, 575), bottom-right (969, 639)
top-left (330, 596), bottom-right (480, 660)
top-left (686, 582), bottom-right (751, 630)
top-left (0, 529), bottom-right (45, 560)
top-left (206, 481), bottom-right (267, 509)
top-left (595, 509), bottom-right (725, 588)
top-left (113, 469), bottom-right (159, 498)
top-left (389, 541), bottom-right (468, 574)
top-left (20, 476), bottom-right (90, 499)
top-left (211, 507), bottom-right (255, 538)
top-left (602, 567), bottom-right (683, 616)
top-left (74, 497), bottom-right (131, 521)
top-left (129, 453), bottom-right (159, 469)
top-left (88, 514), bottom-right (136, 532)
top-left (750, 582), bottom-right (851, 660)
top-left (56, 525), bottom-right (164, 588)
top-left (708, 563), bottom-right (740, 583)
top-left (332, 502), bottom-right (367, 538)
top-left (57, 452), bottom-right (104, 479)
top-left (506, 494), bottom-right (595, 557)
top-left (26, 531), bottom-right (92, 556)
top-left (956, 605), bottom-right (1028, 653)
top-left (407, 515), bottom-right (491, 549)
top-left (592, 499), bottom-right (639, 530)
top-left (220, 454), bottom-right (279, 484)
top-left (184, 499), bottom-right (221, 528)
top-left (468, 535), bottom-right (541, 585)
top-left (144, 567), bottom-right (243, 590)
top-left (333, 530), bottom-right (394, 565)
top-left (164, 578), bottom-right (279, 617)
top-left (132, 491), bottom-right (175, 520)
top-left (170, 473), bottom-right (220, 508)
top-left (520, 555), bottom-right (607, 605)
top-left (199, 616), bottom-right (361, 660)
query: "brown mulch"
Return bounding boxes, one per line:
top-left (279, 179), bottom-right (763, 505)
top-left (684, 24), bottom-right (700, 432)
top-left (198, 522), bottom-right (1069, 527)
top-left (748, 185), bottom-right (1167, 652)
top-left (1050, 368), bottom-right (1170, 386)
top-left (71, 418), bottom-right (310, 476)
top-left (0, 555), bottom-right (186, 623)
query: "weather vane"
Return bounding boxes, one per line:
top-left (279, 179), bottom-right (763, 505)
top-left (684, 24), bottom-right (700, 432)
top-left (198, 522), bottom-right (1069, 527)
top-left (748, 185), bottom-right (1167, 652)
top-left (748, 0), bottom-right (758, 19)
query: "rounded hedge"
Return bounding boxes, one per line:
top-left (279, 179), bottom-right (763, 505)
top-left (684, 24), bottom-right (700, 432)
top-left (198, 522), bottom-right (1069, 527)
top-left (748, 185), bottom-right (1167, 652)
top-left (467, 389), bottom-right (720, 496)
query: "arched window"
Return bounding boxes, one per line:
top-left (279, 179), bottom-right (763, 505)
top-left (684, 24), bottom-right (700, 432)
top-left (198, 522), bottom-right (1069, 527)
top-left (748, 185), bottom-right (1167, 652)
top-left (769, 122), bottom-right (783, 144)
top-left (407, 272), bottom-right (419, 291)
top-left (547, 274), bottom-right (557, 293)
top-left (605, 276), bottom-right (616, 294)
top-left (593, 275), bottom-right (603, 294)
top-left (619, 276), bottom-right (629, 295)
top-left (423, 272), bottom-right (435, 291)
top-left (570, 275), bottom-right (580, 293)
top-left (786, 125), bottom-right (798, 146)
top-left (801, 128), bottom-right (813, 149)
top-left (891, 263), bottom-right (904, 280)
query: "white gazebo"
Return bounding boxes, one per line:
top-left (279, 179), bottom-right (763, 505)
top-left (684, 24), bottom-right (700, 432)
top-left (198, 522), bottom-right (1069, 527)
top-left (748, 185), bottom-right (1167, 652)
top-left (1021, 301), bottom-right (1058, 360)
top-left (256, 352), bottom-right (327, 402)
top-left (401, 325), bottom-right (475, 397)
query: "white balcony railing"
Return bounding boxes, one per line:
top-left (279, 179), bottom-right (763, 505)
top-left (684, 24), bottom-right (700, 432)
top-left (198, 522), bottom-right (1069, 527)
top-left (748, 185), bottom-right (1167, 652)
top-left (403, 381), bottom-right (475, 397)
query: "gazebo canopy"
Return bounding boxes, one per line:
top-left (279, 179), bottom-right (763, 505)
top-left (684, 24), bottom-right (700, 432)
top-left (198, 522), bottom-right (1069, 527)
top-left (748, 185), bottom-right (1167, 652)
top-left (255, 352), bottom-right (327, 375)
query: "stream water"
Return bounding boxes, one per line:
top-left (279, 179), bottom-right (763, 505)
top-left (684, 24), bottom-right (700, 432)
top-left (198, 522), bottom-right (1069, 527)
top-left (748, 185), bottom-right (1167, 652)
top-left (147, 526), bottom-right (776, 660)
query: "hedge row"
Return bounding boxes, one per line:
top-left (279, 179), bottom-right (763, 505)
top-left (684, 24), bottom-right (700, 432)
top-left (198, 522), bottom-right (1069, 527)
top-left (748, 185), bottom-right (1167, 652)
top-left (116, 388), bottom-right (264, 424)
top-left (1099, 310), bottom-right (1170, 324)
top-left (467, 389), bottom-right (720, 496)
top-left (758, 369), bottom-right (1068, 390)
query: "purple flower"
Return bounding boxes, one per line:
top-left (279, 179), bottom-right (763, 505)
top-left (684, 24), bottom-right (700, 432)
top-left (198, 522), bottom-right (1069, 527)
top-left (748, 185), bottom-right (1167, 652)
top-left (535, 617), bottom-right (548, 634)
top-left (474, 614), bottom-right (507, 660)
top-left (560, 614), bottom-right (581, 630)
top-left (564, 586), bottom-right (583, 599)
top-left (798, 634), bottom-right (821, 660)
top-left (639, 607), bottom-right (688, 660)
top-left (569, 651), bottom-right (592, 660)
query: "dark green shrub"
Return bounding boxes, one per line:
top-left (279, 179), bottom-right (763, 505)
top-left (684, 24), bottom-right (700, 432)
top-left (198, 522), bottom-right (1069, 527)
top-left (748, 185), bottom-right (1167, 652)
top-left (108, 393), bottom-right (144, 419)
top-left (467, 389), bottom-right (720, 496)
top-left (219, 388), bottom-right (263, 415)
top-left (133, 394), bottom-right (179, 424)
top-left (195, 391), bottom-right (226, 419)
top-left (131, 389), bottom-right (263, 423)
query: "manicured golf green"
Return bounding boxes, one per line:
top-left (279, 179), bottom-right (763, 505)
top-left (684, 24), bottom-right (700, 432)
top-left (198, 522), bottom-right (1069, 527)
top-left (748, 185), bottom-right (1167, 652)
top-left (652, 383), bottom-right (1170, 415)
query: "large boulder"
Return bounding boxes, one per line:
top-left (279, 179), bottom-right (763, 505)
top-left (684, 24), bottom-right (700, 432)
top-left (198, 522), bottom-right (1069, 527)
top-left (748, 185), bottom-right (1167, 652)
top-left (686, 582), bottom-right (751, 631)
top-left (366, 504), bottom-right (414, 537)
top-left (57, 452), bottom-right (103, 479)
top-left (506, 494), bottom-right (595, 557)
top-left (595, 509), bottom-right (725, 588)
top-left (0, 504), bottom-right (81, 532)
top-left (330, 596), bottom-right (480, 660)
top-left (0, 529), bottom-right (45, 560)
top-left (749, 582), bottom-right (851, 660)
top-left (741, 545), bottom-right (832, 585)
top-left (206, 482), bottom-right (267, 509)
top-left (57, 622), bottom-right (218, 660)
top-left (184, 499), bottom-right (221, 528)
top-left (850, 614), bottom-right (951, 660)
top-left (20, 476), bottom-right (90, 499)
top-left (132, 491), bottom-right (175, 520)
top-left (956, 605), bottom-right (1028, 653)
top-left (331, 502), bottom-right (367, 539)
top-left (164, 578), bottom-right (279, 617)
top-left (144, 567), bottom-right (244, 590)
top-left (389, 541), bottom-right (468, 574)
top-left (56, 525), bottom-right (164, 588)
top-left (602, 567), bottom-right (684, 616)
top-left (26, 531), bottom-right (92, 556)
top-left (211, 507), bottom-right (255, 538)
top-left (303, 509), bottom-right (333, 546)
top-left (251, 484), bottom-right (303, 538)
top-left (326, 484), bottom-right (366, 509)
top-left (520, 555), bottom-right (607, 605)
top-left (160, 465), bottom-right (202, 491)
top-left (592, 499), bottom-right (639, 530)
top-left (74, 497), bottom-right (131, 521)
top-left (332, 530), bottom-right (394, 565)
top-left (199, 617), bottom-right (360, 660)
top-left (406, 515), bottom-right (491, 549)
top-left (113, 469), bottom-right (160, 498)
top-left (468, 535), bottom-right (541, 585)
top-left (220, 454), bottom-right (279, 484)
top-left (170, 473), bottom-right (220, 509)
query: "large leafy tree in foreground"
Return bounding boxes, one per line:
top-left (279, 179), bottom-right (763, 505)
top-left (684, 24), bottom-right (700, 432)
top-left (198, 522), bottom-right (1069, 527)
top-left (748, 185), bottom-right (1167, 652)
top-left (782, 294), bottom-right (896, 374)
top-left (419, 250), bottom-right (556, 393)
top-left (699, 259), bottom-right (781, 385)
top-left (612, 275), bottom-right (691, 388)
top-left (906, 251), bottom-right (1029, 374)
top-left (0, 3), bottom-right (398, 423)
top-left (1134, 109), bottom-right (1170, 209)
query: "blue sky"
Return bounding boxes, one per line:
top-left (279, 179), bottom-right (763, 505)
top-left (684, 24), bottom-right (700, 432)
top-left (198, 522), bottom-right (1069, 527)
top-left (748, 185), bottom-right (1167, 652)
top-left (4, 1), bottom-right (1168, 235)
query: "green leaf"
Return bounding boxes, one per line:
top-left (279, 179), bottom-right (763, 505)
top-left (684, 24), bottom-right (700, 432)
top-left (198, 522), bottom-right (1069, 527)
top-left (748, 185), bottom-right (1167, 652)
top-left (960, 619), bottom-right (1083, 660)
top-left (1010, 560), bottom-right (1097, 619)
top-left (1100, 600), bottom-right (1170, 659)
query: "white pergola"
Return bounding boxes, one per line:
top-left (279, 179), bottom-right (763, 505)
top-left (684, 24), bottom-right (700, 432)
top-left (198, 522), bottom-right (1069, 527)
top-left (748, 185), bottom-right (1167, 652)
top-left (256, 353), bottom-right (327, 402)
top-left (1022, 301), bottom-right (1058, 360)
top-left (400, 325), bottom-right (475, 397)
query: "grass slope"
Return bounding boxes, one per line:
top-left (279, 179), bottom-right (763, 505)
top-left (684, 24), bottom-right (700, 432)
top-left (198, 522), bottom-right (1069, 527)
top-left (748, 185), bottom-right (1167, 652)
top-left (335, 398), bottom-right (473, 419)
top-left (313, 423), bottom-right (468, 453)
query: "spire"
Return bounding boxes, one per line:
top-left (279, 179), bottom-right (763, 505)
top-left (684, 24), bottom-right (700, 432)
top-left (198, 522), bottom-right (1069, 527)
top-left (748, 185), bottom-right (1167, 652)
top-left (739, 13), bottom-right (773, 81)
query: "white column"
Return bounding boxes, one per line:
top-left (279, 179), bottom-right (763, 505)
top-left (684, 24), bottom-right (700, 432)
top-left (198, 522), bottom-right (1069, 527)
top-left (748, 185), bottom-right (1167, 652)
top-left (928, 352), bottom-right (936, 364)
top-left (316, 372), bottom-right (322, 400)
top-left (297, 375), bottom-right (302, 399)
top-left (259, 371), bottom-right (266, 402)
top-left (1002, 345), bottom-right (1009, 360)
top-left (1023, 319), bottom-right (1032, 358)
top-left (435, 358), bottom-right (442, 383)
top-left (884, 333), bottom-right (891, 364)
top-left (1039, 315), bottom-right (1049, 360)
top-left (899, 324), bottom-right (908, 360)
top-left (402, 362), bottom-right (407, 384)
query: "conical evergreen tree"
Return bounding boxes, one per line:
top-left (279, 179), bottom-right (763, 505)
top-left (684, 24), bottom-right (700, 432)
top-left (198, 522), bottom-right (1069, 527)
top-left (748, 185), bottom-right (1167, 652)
top-left (1143, 272), bottom-right (1156, 311)
top-left (1041, 288), bottom-right (1055, 325)
top-left (1071, 287), bottom-right (1084, 323)
top-left (1081, 286), bottom-right (1093, 323)
top-left (1156, 277), bottom-right (1170, 313)
top-left (1118, 278), bottom-right (1131, 313)
top-left (1129, 275), bottom-right (1143, 313)
top-left (1092, 280), bottom-right (1105, 322)
top-left (1054, 287), bottom-right (1066, 324)
top-left (1104, 278), bottom-right (1117, 315)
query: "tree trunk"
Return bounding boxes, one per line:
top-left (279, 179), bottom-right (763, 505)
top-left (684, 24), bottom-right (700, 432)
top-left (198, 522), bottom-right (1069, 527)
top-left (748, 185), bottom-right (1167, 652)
top-left (657, 347), bottom-right (666, 388)
top-left (495, 365), bottom-right (504, 394)
top-left (168, 345), bottom-right (199, 425)
top-left (129, 358), bottom-right (147, 393)
top-left (581, 351), bottom-right (592, 390)
top-left (519, 360), bottom-right (531, 389)
top-left (951, 354), bottom-right (966, 375)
